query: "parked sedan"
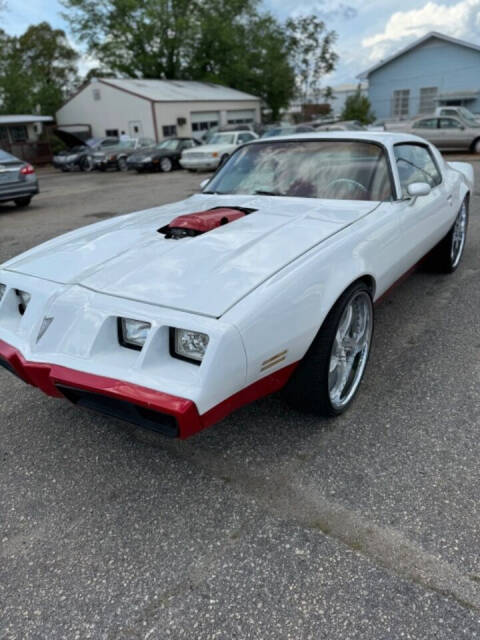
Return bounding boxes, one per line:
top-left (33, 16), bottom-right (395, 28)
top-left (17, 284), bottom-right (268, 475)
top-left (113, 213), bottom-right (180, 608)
top-left (127, 138), bottom-right (202, 172)
top-left (409, 115), bottom-right (480, 152)
top-left (52, 134), bottom-right (119, 172)
top-left (0, 133), bottom-right (472, 439)
top-left (180, 131), bottom-right (258, 171)
top-left (0, 149), bottom-right (38, 207)
top-left (91, 138), bottom-right (155, 171)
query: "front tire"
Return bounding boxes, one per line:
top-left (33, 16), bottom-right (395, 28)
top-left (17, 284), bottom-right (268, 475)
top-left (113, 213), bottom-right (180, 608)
top-left (160, 157), bottom-right (173, 172)
top-left (429, 199), bottom-right (468, 273)
top-left (283, 282), bottom-right (373, 416)
top-left (118, 157), bottom-right (128, 172)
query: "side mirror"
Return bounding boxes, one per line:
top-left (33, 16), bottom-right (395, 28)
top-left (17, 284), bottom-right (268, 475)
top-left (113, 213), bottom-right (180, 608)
top-left (200, 178), bottom-right (210, 190)
top-left (407, 182), bottom-right (431, 197)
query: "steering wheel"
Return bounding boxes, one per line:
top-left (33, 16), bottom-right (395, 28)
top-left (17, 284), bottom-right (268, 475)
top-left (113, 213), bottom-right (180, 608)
top-left (324, 178), bottom-right (368, 195)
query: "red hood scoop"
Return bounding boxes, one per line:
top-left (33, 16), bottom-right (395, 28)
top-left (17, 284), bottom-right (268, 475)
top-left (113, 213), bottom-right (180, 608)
top-left (159, 207), bottom-right (255, 239)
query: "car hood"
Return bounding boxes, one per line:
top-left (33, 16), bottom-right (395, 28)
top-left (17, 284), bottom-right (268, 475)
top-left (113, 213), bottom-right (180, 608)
top-left (3, 195), bottom-right (378, 318)
top-left (183, 143), bottom-right (234, 155)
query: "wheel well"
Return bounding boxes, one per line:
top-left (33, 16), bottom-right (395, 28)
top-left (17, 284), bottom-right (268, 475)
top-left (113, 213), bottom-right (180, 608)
top-left (470, 137), bottom-right (480, 152)
top-left (357, 275), bottom-right (376, 298)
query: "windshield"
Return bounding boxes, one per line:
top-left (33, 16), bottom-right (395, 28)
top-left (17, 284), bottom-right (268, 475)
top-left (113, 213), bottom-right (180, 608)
top-left (457, 107), bottom-right (480, 127)
top-left (156, 139), bottom-right (179, 150)
top-left (209, 133), bottom-right (235, 145)
top-left (0, 149), bottom-right (17, 162)
top-left (117, 140), bottom-right (135, 149)
top-left (205, 140), bottom-right (392, 201)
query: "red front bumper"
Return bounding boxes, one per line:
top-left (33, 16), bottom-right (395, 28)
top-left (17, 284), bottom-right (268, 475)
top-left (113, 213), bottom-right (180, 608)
top-left (0, 339), bottom-right (298, 439)
top-left (0, 339), bottom-right (202, 438)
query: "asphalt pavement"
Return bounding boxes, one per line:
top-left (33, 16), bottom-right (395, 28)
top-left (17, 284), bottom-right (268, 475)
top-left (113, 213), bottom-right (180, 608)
top-left (1, 163), bottom-right (480, 639)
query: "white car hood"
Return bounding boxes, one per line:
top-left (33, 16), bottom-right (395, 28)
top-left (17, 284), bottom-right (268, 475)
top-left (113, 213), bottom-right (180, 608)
top-left (3, 195), bottom-right (378, 317)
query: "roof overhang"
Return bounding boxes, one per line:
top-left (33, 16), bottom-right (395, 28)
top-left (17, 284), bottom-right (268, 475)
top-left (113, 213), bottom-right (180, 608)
top-left (0, 115), bottom-right (54, 125)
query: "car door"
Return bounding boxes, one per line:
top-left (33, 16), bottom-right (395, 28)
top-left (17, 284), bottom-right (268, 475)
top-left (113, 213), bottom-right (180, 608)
top-left (411, 117), bottom-right (440, 146)
top-left (438, 117), bottom-right (471, 150)
top-left (393, 143), bottom-right (451, 270)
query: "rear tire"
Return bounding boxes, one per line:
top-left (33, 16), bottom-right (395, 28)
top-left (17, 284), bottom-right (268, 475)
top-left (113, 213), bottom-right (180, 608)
top-left (472, 138), bottom-right (480, 154)
top-left (14, 197), bottom-right (32, 207)
top-left (428, 198), bottom-right (468, 273)
top-left (283, 282), bottom-right (373, 417)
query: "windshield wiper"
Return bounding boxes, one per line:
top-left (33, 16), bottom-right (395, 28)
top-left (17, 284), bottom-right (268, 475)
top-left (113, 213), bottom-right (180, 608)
top-left (254, 189), bottom-right (285, 196)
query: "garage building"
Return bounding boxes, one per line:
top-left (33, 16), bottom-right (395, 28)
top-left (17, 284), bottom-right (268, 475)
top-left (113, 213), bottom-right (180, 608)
top-left (359, 31), bottom-right (480, 120)
top-left (56, 78), bottom-right (261, 141)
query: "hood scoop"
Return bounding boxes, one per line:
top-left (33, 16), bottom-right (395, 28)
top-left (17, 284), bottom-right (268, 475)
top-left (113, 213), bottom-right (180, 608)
top-left (158, 206), bottom-right (255, 239)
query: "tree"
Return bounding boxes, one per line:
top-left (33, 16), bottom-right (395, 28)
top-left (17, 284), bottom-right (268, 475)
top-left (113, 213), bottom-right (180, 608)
top-left (285, 15), bottom-right (338, 103)
top-left (0, 22), bottom-right (79, 115)
top-left (61, 0), bottom-right (297, 119)
top-left (341, 85), bottom-right (375, 124)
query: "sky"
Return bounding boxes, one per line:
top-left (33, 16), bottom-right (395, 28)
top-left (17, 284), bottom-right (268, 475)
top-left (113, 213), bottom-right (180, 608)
top-left (3, 0), bottom-right (480, 85)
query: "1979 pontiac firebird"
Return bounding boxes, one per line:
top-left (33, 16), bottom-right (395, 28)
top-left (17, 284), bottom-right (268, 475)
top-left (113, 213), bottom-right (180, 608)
top-left (0, 133), bottom-right (473, 438)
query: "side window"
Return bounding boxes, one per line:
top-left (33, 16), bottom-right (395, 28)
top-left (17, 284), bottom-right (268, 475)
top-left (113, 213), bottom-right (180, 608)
top-left (238, 133), bottom-right (254, 143)
top-left (181, 139), bottom-right (194, 149)
top-left (439, 117), bottom-right (462, 129)
top-left (412, 118), bottom-right (437, 129)
top-left (394, 144), bottom-right (442, 195)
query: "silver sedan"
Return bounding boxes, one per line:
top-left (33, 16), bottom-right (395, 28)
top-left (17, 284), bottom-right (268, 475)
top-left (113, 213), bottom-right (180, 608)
top-left (409, 116), bottom-right (480, 153)
top-left (0, 149), bottom-right (39, 207)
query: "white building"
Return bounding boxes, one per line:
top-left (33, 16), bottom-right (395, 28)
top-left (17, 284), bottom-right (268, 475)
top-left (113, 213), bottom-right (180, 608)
top-left (56, 78), bottom-right (262, 141)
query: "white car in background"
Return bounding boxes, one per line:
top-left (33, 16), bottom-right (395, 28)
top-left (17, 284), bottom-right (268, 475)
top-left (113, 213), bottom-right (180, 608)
top-left (180, 130), bottom-right (258, 171)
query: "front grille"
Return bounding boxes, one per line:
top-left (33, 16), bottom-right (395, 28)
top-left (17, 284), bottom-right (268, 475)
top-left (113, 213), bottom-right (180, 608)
top-left (185, 152), bottom-right (207, 159)
top-left (56, 385), bottom-right (179, 437)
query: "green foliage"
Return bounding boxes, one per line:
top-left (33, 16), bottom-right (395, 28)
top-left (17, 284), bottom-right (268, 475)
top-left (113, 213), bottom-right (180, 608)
top-left (285, 15), bottom-right (338, 102)
top-left (61, 0), bottom-right (335, 121)
top-left (0, 22), bottom-right (79, 116)
top-left (341, 85), bottom-right (376, 124)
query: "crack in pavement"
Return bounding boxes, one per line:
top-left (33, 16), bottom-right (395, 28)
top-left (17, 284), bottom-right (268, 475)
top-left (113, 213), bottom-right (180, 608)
top-left (134, 431), bottom-right (480, 613)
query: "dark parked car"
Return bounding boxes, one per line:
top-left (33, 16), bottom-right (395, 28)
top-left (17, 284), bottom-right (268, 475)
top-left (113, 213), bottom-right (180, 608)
top-left (0, 149), bottom-right (38, 207)
top-left (126, 137), bottom-right (202, 172)
top-left (91, 138), bottom-right (155, 171)
top-left (52, 133), bottom-right (119, 172)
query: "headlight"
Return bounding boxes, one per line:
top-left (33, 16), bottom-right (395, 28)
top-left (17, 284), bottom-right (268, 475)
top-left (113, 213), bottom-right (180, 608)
top-left (15, 289), bottom-right (31, 315)
top-left (171, 328), bottom-right (209, 364)
top-left (67, 154), bottom-right (77, 162)
top-left (142, 156), bottom-right (152, 162)
top-left (118, 317), bottom-right (151, 350)
top-left (0, 283), bottom-right (5, 302)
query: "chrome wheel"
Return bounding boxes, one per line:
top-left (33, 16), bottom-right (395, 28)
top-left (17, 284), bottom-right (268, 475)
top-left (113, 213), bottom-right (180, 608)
top-left (328, 291), bottom-right (373, 410)
top-left (450, 202), bottom-right (467, 268)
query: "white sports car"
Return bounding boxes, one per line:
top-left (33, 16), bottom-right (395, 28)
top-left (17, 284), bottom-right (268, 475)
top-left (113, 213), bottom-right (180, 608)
top-left (0, 133), bottom-right (473, 439)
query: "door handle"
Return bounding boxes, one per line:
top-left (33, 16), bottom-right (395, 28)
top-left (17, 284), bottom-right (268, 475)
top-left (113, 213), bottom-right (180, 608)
top-left (447, 194), bottom-right (453, 206)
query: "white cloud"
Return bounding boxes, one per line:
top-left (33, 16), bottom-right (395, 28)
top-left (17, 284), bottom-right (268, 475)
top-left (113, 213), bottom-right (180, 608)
top-left (362, 0), bottom-right (480, 61)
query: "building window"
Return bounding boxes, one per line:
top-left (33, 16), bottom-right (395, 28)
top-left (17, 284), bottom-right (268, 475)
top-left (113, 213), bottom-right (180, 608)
top-left (0, 126), bottom-right (9, 143)
top-left (419, 87), bottom-right (437, 114)
top-left (93, 88), bottom-right (101, 101)
top-left (105, 129), bottom-right (119, 137)
top-left (162, 125), bottom-right (177, 137)
top-left (9, 125), bottom-right (28, 142)
top-left (191, 120), bottom-right (217, 132)
top-left (392, 89), bottom-right (410, 118)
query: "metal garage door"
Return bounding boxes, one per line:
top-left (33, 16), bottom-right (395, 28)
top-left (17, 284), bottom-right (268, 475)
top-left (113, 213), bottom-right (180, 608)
top-left (191, 111), bottom-right (220, 133)
top-left (226, 109), bottom-right (256, 124)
